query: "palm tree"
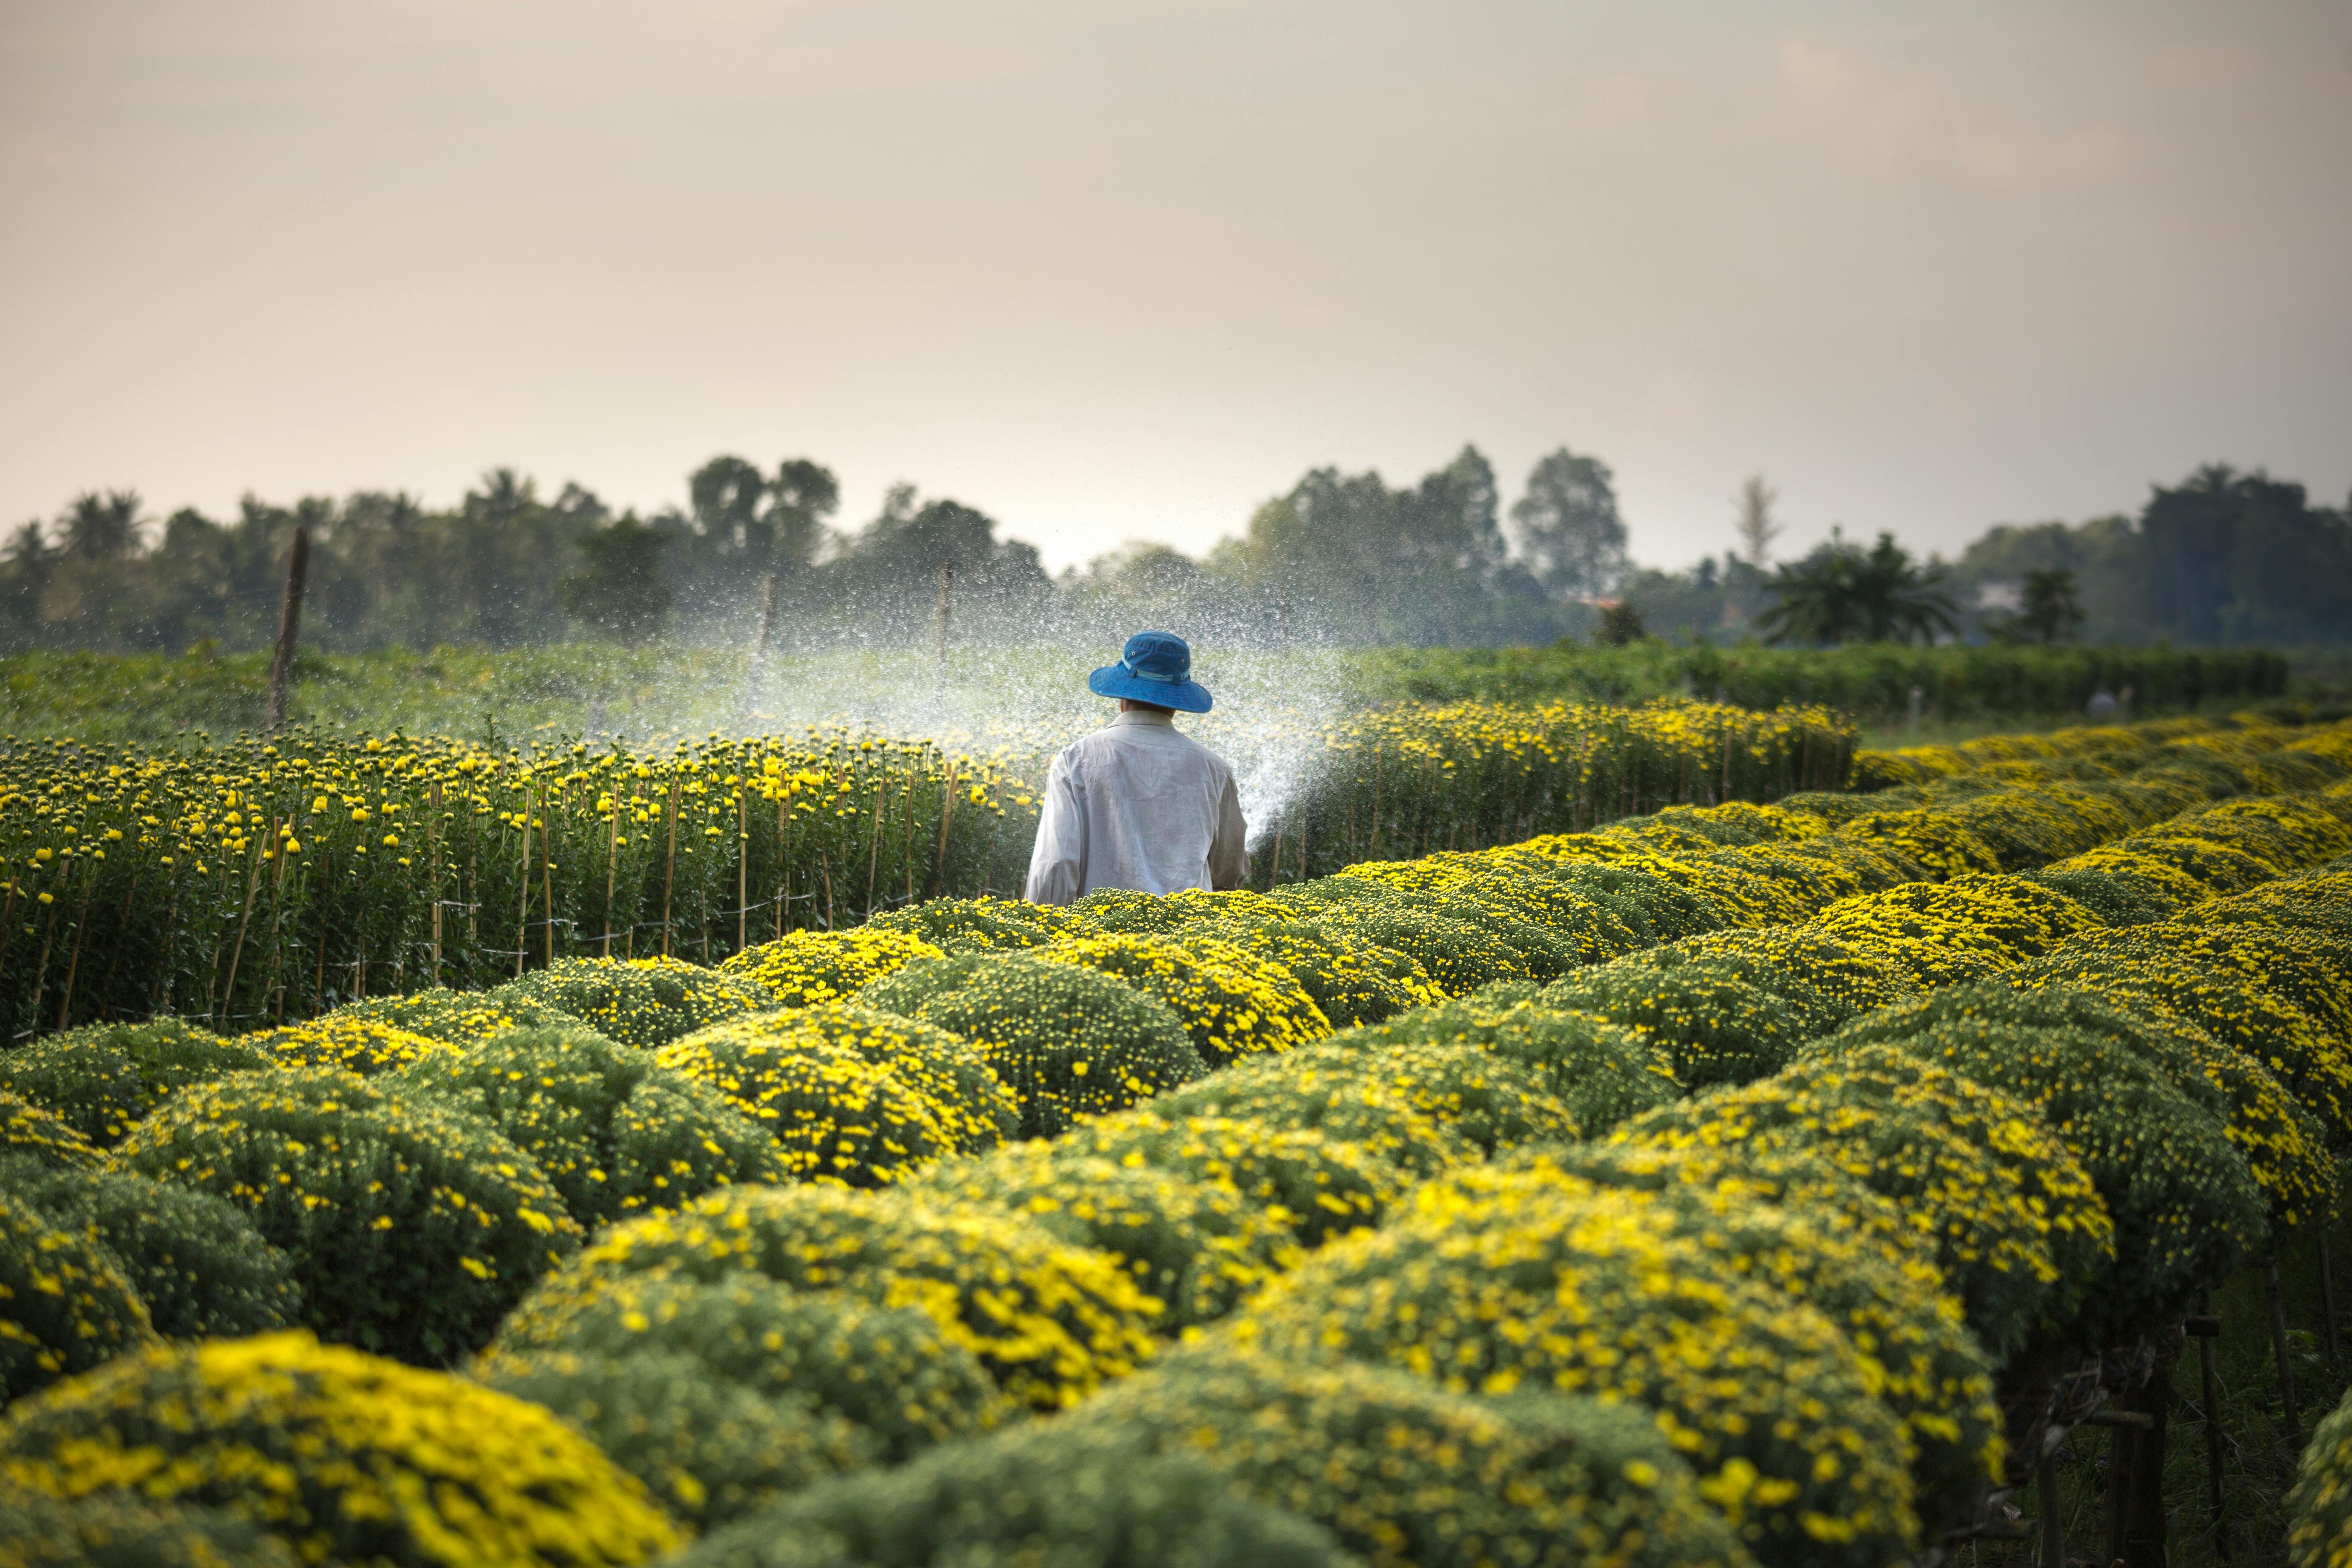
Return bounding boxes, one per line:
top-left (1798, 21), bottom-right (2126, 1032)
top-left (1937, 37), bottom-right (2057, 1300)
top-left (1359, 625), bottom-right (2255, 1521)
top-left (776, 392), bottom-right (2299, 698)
top-left (1758, 529), bottom-right (1958, 646)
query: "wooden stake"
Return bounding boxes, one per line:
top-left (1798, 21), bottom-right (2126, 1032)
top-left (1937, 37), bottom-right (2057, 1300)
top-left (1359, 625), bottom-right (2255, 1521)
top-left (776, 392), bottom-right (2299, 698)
top-left (934, 562), bottom-right (954, 702)
top-left (428, 783), bottom-right (443, 983)
top-left (2035, 1453), bottom-right (2063, 1568)
top-left (539, 785), bottom-right (554, 969)
top-left (514, 794), bottom-right (532, 980)
top-left (661, 780), bottom-right (679, 957)
top-left (2197, 1291), bottom-right (2229, 1560)
top-left (2322, 1230), bottom-right (2342, 1370)
top-left (264, 527), bottom-right (309, 733)
top-left (737, 785), bottom-right (749, 954)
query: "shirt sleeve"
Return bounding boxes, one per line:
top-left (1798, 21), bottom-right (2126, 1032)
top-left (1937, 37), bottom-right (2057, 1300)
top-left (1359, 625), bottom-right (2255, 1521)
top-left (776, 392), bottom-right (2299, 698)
top-left (1023, 751), bottom-right (1087, 906)
top-left (1208, 773), bottom-right (1249, 891)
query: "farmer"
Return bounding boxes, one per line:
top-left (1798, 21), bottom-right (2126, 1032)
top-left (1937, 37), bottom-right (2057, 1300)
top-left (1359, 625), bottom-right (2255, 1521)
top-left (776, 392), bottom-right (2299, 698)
top-left (1022, 631), bottom-right (1249, 905)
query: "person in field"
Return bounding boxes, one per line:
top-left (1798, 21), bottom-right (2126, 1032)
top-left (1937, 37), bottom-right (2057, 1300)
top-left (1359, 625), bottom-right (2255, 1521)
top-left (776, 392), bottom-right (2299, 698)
top-left (1022, 631), bottom-right (1249, 905)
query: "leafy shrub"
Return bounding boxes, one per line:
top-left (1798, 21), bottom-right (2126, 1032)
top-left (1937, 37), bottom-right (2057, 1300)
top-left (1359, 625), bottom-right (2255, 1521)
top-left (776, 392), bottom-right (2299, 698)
top-left (1838, 979), bottom-right (2331, 1233)
top-left (112, 1067), bottom-right (582, 1362)
top-left (856, 953), bottom-right (1203, 1138)
top-left (1507, 1145), bottom-right (2000, 1532)
top-left (0, 1020), bottom-right (264, 1146)
top-left (0, 1091), bottom-right (100, 1170)
top-left (327, 985), bottom-right (584, 1045)
top-left (473, 1350), bottom-right (871, 1529)
top-left (1198, 916), bottom-right (1445, 1027)
top-left (652, 1025), bottom-right (953, 1189)
top-left (0, 1159), bottom-right (298, 1338)
top-left (492, 955), bottom-right (777, 1049)
top-left (1308, 903), bottom-right (1547, 995)
top-left (1676, 925), bottom-right (1912, 1033)
top-left (1836, 809), bottom-right (2003, 881)
top-left (1626, 1043), bottom-right (2113, 1358)
top-left (1156, 1039), bottom-right (1565, 1161)
top-left (663, 1003), bottom-right (1018, 1155)
top-left (1331, 857), bottom-right (1651, 968)
top-left (2175, 862), bottom-right (2352, 941)
top-left (864, 896), bottom-right (1075, 953)
top-left (1544, 860), bottom-right (1731, 945)
top-left (2288, 1380), bottom-right (2352, 1568)
top-left (1031, 932), bottom-right (1330, 1066)
top-left (1053, 1110), bottom-right (1408, 1248)
top-left (238, 1016), bottom-right (455, 1076)
top-left (0, 1490), bottom-right (300, 1568)
top-left (513, 1183), bottom-right (1160, 1410)
top-left (1064, 1341), bottom-right (1751, 1568)
top-left (0, 1189), bottom-right (151, 1403)
top-left (1335, 993), bottom-right (1681, 1135)
top-left (396, 1025), bottom-right (787, 1223)
top-left (676, 1422), bottom-right (1353, 1568)
top-left (720, 927), bottom-right (946, 1006)
top-left (1233, 1168), bottom-right (1918, 1568)
top-left (1541, 951), bottom-right (1806, 1088)
top-left (0, 1331), bottom-right (677, 1568)
top-left (1825, 1020), bottom-right (2261, 1339)
top-left (1289, 870), bottom-right (1584, 980)
top-left (487, 1270), bottom-right (1005, 1462)
top-left (910, 1147), bottom-right (1295, 1328)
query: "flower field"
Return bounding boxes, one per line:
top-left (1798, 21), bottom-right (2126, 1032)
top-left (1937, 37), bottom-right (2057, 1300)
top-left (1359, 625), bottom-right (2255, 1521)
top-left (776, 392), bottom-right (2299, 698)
top-left (3, 704), bottom-right (2352, 1565)
top-left (0, 698), bottom-right (1857, 1043)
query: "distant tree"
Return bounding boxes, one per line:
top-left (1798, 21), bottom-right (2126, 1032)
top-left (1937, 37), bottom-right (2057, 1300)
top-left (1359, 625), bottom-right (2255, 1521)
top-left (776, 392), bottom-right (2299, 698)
top-left (767, 459), bottom-right (840, 572)
top-left (688, 457), bottom-right (768, 553)
top-left (1994, 568), bottom-right (2085, 645)
top-left (560, 515), bottom-right (672, 645)
top-left (1759, 529), bottom-right (1957, 646)
top-left (1733, 474), bottom-right (1782, 568)
top-left (1596, 600), bottom-right (1647, 646)
top-left (61, 491), bottom-right (142, 561)
top-left (1510, 448), bottom-right (1627, 602)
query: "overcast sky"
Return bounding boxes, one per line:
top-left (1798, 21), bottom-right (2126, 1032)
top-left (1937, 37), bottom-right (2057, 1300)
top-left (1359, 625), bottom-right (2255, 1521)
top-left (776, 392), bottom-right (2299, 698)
top-left (4, 1), bottom-right (2347, 574)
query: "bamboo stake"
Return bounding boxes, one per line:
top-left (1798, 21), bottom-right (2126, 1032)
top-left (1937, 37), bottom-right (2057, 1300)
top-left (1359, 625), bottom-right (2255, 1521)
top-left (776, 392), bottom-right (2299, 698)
top-left (737, 786), bottom-right (749, 954)
top-left (514, 793), bottom-right (533, 980)
top-left (603, 788), bottom-right (622, 958)
top-left (661, 781), bottom-right (679, 958)
top-left (216, 835), bottom-right (267, 1029)
top-left (55, 857), bottom-right (98, 1031)
top-left (931, 766), bottom-right (956, 898)
top-left (864, 779), bottom-right (885, 919)
top-left (428, 783), bottom-right (443, 984)
top-left (540, 785), bottom-right (554, 969)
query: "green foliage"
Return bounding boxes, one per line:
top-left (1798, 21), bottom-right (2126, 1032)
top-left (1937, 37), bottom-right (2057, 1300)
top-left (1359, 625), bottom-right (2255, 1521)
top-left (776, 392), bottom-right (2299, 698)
top-left (473, 1351), bottom-right (868, 1529)
top-left (1066, 1341), bottom-right (1751, 1568)
top-left (864, 897), bottom-right (1072, 954)
top-left (0, 1091), bottom-right (100, 1171)
top-left (1824, 1019), bottom-right (2263, 1340)
top-left (559, 514), bottom-right (673, 646)
top-left (0, 1331), bottom-right (678, 1567)
top-left (111, 1067), bottom-right (581, 1363)
top-left (1337, 992), bottom-right (1682, 1136)
top-left (856, 953), bottom-right (1203, 1138)
top-left (0, 1158), bottom-right (298, 1338)
top-left (910, 1147), bottom-right (1297, 1329)
top-left (1199, 916), bottom-right (1444, 1028)
top-left (1154, 1038), bottom-right (1566, 1161)
top-left (0, 1491), bottom-right (301, 1568)
top-left (1052, 1110), bottom-right (1408, 1249)
top-left (675, 1421), bottom-right (1354, 1568)
top-left (2290, 1380), bottom-right (2352, 1568)
top-left (0, 1189), bottom-right (152, 1403)
top-left (329, 985), bottom-right (583, 1045)
top-left (487, 1270), bottom-right (1006, 1463)
top-left (510, 1183), bottom-right (1160, 1411)
top-left (0, 1019), bottom-right (264, 1146)
top-left (492, 955), bottom-right (776, 1049)
top-left (1541, 951), bottom-right (1806, 1089)
top-left (394, 1024), bottom-right (786, 1224)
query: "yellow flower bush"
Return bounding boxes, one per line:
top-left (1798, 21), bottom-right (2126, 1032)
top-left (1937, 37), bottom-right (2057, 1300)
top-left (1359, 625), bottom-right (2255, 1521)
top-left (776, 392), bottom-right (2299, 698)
top-left (1232, 1169), bottom-right (1920, 1568)
top-left (395, 1024), bottom-right (788, 1221)
top-left (515, 1183), bottom-right (1161, 1410)
top-left (0, 1018), bottom-right (263, 1146)
top-left (239, 1014), bottom-right (456, 1076)
top-left (0, 1331), bottom-right (678, 1568)
top-left (1539, 951), bottom-right (1811, 1088)
top-left (1064, 1340), bottom-right (1755, 1568)
top-left (1329, 991), bottom-right (1681, 1136)
top-left (651, 1025), bottom-right (951, 1189)
top-left (494, 955), bottom-right (777, 1049)
top-left (112, 1067), bottom-right (582, 1361)
top-left (0, 1089), bottom-right (101, 1170)
top-left (2289, 1380), bottom-right (2352, 1568)
top-left (1031, 931), bottom-right (1331, 1065)
top-left (1053, 1110), bottom-right (1410, 1249)
top-left (1624, 1043), bottom-right (2112, 1356)
top-left (0, 1189), bottom-right (152, 1402)
top-left (1199, 915), bottom-right (1447, 1027)
top-left (0, 1490), bottom-right (300, 1568)
top-left (329, 986), bottom-right (583, 1046)
top-left (864, 894), bottom-right (1076, 953)
top-left (910, 1146), bottom-right (1296, 1328)
top-left (486, 1269), bottom-right (1005, 1462)
top-left (719, 926), bottom-right (946, 1006)
top-left (667, 1001), bottom-right (1018, 1154)
top-left (855, 953), bottom-right (1204, 1138)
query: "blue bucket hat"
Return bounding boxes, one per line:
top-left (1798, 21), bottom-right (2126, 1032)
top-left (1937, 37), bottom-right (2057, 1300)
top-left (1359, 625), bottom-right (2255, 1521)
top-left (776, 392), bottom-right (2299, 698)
top-left (1087, 631), bottom-right (1212, 713)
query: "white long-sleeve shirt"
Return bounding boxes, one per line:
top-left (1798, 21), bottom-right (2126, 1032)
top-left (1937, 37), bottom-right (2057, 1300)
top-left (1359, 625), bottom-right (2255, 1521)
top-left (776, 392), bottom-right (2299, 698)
top-left (1022, 709), bottom-right (1250, 906)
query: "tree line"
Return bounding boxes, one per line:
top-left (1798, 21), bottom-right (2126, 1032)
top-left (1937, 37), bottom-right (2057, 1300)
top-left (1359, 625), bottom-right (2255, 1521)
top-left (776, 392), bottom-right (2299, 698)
top-left (6, 450), bottom-right (2345, 654)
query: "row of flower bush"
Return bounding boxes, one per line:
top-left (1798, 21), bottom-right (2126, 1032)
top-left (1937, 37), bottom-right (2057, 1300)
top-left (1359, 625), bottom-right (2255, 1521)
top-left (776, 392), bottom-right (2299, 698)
top-left (0, 697), bottom-right (1871, 1046)
top-left (1, 713), bottom-right (2349, 1566)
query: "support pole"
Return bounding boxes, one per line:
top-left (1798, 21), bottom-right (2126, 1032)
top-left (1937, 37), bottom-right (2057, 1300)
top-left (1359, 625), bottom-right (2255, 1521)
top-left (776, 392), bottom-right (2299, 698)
top-left (2102, 1392), bottom-right (2137, 1568)
top-left (934, 561), bottom-right (954, 703)
top-left (2194, 1296), bottom-right (2229, 1560)
top-left (2322, 1229), bottom-right (2342, 1371)
top-left (2125, 1354), bottom-right (2172, 1568)
top-left (2268, 1255), bottom-right (2302, 1435)
top-left (744, 572), bottom-right (780, 722)
top-left (264, 527), bottom-right (310, 732)
top-left (2036, 1454), bottom-right (2064, 1568)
